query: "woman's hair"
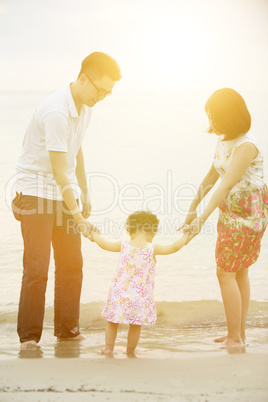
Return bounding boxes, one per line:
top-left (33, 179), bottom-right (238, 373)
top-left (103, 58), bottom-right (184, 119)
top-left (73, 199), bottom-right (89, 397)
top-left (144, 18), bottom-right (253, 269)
top-left (125, 211), bottom-right (160, 235)
top-left (78, 52), bottom-right (122, 81)
top-left (205, 88), bottom-right (251, 141)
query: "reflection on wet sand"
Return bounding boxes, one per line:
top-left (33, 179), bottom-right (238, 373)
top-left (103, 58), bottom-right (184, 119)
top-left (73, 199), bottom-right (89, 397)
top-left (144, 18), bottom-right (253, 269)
top-left (54, 340), bottom-right (82, 358)
top-left (225, 345), bottom-right (247, 355)
top-left (18, 348), bottom-right (43, 359)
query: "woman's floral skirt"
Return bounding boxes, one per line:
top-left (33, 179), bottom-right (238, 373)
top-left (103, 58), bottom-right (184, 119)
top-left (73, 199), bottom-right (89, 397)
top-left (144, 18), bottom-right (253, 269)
top-left (216, 184), bottom-right (268, 272)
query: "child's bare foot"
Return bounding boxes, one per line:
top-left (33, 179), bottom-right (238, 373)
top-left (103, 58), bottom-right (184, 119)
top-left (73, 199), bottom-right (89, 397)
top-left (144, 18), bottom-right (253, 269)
top-left (101, 347), bottom-right (114, 357)
top-left (126, 347), bottom-right (137, 358)
top-left (57, 334), bottom-right (86, 341)
top-left (220, 337), bottom-right (245, 349)
top-left (20, 340), bottom-right (40, 350)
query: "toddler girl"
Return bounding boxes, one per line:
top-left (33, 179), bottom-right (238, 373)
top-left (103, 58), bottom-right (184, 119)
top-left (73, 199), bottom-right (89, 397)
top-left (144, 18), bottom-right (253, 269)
top-left (92, 210), bottom-right (189, 356)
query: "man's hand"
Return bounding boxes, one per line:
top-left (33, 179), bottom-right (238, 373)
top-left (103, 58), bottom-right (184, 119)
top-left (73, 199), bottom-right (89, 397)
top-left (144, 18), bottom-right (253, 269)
top-left (80, 191), bottom-right (92, 219)
top-left (81, 201), bottom-right (92, 219)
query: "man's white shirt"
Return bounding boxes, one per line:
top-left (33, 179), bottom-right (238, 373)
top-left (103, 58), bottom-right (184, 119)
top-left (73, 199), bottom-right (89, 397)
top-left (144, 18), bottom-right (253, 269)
top-left (16, 85), bottom-right (92, 200)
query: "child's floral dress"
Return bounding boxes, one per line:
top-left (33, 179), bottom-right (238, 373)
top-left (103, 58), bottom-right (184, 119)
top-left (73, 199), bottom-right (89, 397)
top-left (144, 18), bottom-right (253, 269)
top-left (214, 132), bottom-right (268, 272)
top-left (102, 241), bottom-right (157, 325)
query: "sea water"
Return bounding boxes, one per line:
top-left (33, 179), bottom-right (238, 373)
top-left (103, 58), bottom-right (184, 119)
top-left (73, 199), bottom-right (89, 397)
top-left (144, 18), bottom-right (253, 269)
top-left (0, 90), bottom-right (267, 359)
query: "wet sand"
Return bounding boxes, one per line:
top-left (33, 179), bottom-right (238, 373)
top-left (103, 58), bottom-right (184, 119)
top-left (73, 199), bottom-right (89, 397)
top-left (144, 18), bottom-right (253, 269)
top-left (0, 350), bottom-right (268, 401)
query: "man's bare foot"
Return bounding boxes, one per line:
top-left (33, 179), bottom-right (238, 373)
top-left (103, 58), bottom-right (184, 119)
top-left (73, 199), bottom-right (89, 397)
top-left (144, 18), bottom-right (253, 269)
top-left (57, 334), bottom-right (86, 341)
top-left (220, 337), bottom-right (245, 349)
top-left (20, 340), bottom-right (40, 350)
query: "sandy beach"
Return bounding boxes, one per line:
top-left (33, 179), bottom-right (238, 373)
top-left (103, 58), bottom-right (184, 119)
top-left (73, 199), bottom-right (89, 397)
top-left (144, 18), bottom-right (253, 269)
top-left (0, 351), bottom-right (268, 401)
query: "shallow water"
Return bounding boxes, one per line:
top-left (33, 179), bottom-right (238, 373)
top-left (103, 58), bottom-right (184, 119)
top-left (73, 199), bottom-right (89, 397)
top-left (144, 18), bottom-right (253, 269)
top-left (1, 300), bottom-right (267, 360)
top-left (1, 323), bottom-right (267, 360)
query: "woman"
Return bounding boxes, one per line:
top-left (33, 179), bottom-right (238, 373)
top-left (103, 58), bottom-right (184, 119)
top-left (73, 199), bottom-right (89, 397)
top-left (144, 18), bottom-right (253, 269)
top-left (181, 88), bottom-right (268, 349)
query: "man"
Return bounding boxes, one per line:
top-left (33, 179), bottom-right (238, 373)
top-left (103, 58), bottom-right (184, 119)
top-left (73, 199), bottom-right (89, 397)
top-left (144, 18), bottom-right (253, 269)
top-left (13, 52), bottom-right (121, 349)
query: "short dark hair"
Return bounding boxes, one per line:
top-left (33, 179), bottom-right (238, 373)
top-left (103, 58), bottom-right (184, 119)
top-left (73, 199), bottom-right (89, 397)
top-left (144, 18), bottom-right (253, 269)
top-left (125, 211), bottom-right (160, 236)
top-left (78, 52), bottom-right (122, 81)
top-left (205, 88), bottom-right (251, 141)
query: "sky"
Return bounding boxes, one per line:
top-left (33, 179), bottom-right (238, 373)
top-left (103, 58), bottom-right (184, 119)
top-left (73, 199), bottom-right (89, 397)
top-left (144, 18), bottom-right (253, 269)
top-left (0, 0), bottom-right (268, 100)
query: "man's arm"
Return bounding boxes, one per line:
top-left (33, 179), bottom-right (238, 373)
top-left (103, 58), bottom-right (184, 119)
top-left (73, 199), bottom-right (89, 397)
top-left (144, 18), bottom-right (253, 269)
top-left (76, 147), bottom-right (91, 218)
top-left (49, 150), bottom-right (93, 236)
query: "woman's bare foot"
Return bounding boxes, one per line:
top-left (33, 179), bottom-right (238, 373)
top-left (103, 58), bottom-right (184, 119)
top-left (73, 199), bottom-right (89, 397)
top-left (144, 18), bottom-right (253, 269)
top-left (220, 337), bottom-right (245, 349)
top-left (214, 335), bottom-right (228, 343)
top-left (20, 340), bottom-right (40, 350)
top-left (214, 335), bottom-right (246, 344)
top-left (57, 334), bottom-right (86, 341)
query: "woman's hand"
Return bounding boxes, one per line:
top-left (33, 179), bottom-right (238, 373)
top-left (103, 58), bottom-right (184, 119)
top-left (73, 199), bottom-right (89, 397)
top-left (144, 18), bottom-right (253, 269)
top-left (177, 210), bottom-right (197, 232)
top-left (183, 216), bottom-right (205, 244)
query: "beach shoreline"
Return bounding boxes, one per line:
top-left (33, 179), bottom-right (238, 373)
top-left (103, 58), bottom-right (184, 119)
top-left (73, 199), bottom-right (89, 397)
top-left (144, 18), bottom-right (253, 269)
top-left (0, 351), bottom-right (268, 401)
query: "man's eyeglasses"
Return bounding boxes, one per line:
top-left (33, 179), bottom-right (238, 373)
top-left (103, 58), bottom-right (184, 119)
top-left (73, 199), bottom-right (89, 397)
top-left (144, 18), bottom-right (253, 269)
top-left (86, 75), bottom-right (112, 97)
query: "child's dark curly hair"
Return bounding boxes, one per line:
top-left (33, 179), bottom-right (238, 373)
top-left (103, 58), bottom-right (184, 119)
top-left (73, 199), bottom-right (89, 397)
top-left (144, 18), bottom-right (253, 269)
top-left (125, 210), bottom-right (159, 235)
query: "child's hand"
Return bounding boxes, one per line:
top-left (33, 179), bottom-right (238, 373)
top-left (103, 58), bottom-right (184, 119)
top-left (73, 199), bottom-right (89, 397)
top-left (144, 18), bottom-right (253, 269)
top-left (90, 227), bottom-right (101, 242)
top-left (180, 230), bottom-right (191, 245)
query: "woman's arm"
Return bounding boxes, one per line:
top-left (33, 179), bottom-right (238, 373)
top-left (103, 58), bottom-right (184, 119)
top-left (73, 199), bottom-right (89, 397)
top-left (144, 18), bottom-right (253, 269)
top-left (154, 233), bottom-right (190, 256)
top-left (185, 142), bottom-right (258, 241)
top-left (200, 142), bottom-right (257, 221)
top-left (180, 163), bottom-right (219, 227)
top-left (92, 232), bottom-right (122, 252)
top-left (188, 163), bottom-right (220, 213)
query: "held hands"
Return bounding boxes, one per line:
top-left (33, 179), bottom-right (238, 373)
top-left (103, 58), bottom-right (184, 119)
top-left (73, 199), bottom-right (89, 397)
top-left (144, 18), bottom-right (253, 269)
top-left (182, 217), bottom-right (204, 244)
top-left (77, 219), bottom-right (100, 241)
top-left (177, 210), bottom-right (197, 231)
top-left (177, 210), bottom-right (204, 244)
top-left (76, 193), bottom-right (98, 240)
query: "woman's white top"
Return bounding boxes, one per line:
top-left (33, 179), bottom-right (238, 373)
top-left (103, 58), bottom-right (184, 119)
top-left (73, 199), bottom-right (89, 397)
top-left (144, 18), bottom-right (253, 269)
top-left (213, 132), bottom-right (265, 194)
